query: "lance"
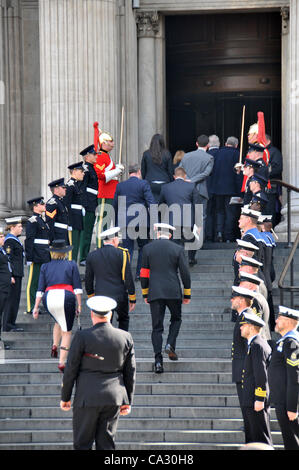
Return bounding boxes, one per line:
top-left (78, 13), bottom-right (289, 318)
top-left (239, 105), bottom-right (246, 164)
top-left (119, 106), bottom-right (124, 165)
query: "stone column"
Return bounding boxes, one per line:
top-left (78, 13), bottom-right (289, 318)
top-left (136, 10), bottom-right (165, 155)
top-left (276, 2), bottom-right (299, 241)
top-left (0, 0), bottom-right (24, 218)
top-left (39, 0), bottom-right (119, 199)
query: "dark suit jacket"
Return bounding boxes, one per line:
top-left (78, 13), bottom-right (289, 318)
top-left (61, 322), bottom-right (136, 407)
top-left (113, 176), bottom-right (155, 229)
top-left (141, 150), bottom-right (174, 184)
top-left (209, 146), bottom-right (242, 196)
top-left (85, 245), bottom-right (136, 304)
top-left (158, 178), bottom-right (200, 228)
top-left (140, 238), bottom-right (191, 302)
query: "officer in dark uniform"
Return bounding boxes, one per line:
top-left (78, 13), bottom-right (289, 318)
top-left (265, 134), bottom-right (283, 227)
top-left (239, 311), bottom-right (272, 445)
top-left (45, 178), bottom-right (69, 244)
top-left (0, 228), bottom-right (12, 349)
top-left (60, 295), bottom-right (136, 450)
top-left (248, 174), bottom-right (269, 213)
top-left (3, 217), bottom-right (24, 332)
top-left (230, 286), bottom-right (256, 422)
top-left (140, 223), bottom-right (191, 373)
top-left (242, 147), bottom-right (269, 207)
top-left (79, 145), bottom-right (98, 266)
top-left (85, 227), bottom-right (136, 331)
top-left (268, 305), bottom-right (299, 450)
top-left (64, 162), bottom-right (85, 263)
top-left (24, 197), bottom-right (51, 314)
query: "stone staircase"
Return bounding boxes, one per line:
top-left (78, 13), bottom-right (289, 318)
top-left (0, 243), bottom-right (298, 450)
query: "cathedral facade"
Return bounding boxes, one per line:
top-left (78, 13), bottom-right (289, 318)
top-left (0, 0), bottom-right (298, 238)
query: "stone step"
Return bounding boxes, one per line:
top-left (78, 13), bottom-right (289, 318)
top-left (0, 428), bottom-right (283, 445)
top-left (0, 416), bottom-right (281, 432)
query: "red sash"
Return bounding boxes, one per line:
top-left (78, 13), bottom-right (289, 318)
top-left (45, 284), bottom-right (74, 293)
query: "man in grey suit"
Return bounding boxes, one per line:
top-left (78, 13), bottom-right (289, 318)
top-left (60, 296), bottom-right (136, 450)
top-left (179, 134), bottom-right (214, 232)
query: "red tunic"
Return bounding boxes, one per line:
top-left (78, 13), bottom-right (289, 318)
top-left (94, 150), bottom-right (118, 199)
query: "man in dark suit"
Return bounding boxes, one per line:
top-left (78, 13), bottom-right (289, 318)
top-left (209, 137), bottom-right (243, 242)
top-left (140, 223), bottom-right (191, 373)
top-left (85, 227), bottom-right (136, 331)
top-left (3, 217), bottom-right (24, 332)
top-left (113, 164), bottom-right (156, 279)
top-left (159, 166), bottom-right (201, 265)
top-left (60, 295), bottom-right (136, 450)
top-left (239, 311), bottom-right (272, 446)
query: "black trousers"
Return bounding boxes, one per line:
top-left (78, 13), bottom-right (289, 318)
top-left (241, 405), bottom-right (273, 445)
top-left (150, 298), bottom-right (182, 359)
top-left (113, 298), bottom-right (129, 332)
top-left (3, 276), bottom-right (22, 330)
top-left (73, 405), bottom-right (120, 450)
top-left (0, 291), bottom-right (9, 339)
top-left (275, 405), bottom-right (299, 450)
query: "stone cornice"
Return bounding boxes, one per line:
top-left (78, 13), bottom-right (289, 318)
top-left (138, 0), bottom-right (290, 13)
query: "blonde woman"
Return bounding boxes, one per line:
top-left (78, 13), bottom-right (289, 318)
top-left (32, 240), bottom-right (82, 372)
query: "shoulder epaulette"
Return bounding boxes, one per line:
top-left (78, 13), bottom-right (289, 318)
top-left (28, 215), bottom-right (37, 223)
top-left (46, 197), bottom-right (57, 205)
top-left (66, 179), bottom-right (75, 186)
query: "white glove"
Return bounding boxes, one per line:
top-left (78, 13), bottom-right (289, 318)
top-left (116, 164), bottom-right (125, 172)
top-left (105, 167), bottom-right (122, 183)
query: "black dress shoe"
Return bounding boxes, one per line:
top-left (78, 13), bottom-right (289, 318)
top-left (154, 361), bottom-right (164, 373)
top-left (165, 344), bottom-right (178, 361)
top-left (189, 259), bottom-right (197, 266)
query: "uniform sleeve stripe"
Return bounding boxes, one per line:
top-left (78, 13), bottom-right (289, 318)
top-left (255, 387), bottom-right (267, 397)
top-left (142, 288), bottom-right (149, 296)
top-left (46, 210), bottom-right (57, 219)
top-left (140, 268), bottom-right (150, 278)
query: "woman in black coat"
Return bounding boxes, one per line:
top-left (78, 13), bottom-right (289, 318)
top-left (141, 134), bottom-right (174, 202)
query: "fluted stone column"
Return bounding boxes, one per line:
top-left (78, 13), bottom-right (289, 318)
top-left (39, 0), bottom-right (119, 199)
top-left (136, 10), bottom-right (165, 155)
top-left (0, 0), bottom-right (25, 217)
top-left (276, 2), bottom-right (299, 241)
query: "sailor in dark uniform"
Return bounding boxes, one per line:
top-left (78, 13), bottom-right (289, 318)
top-left (140, 223), bottom-right (191, 373)
top-left (60, 295), bottom-right (136, 450)
top-left (45, 178), bottom-right (69, 244)
top-left (239, 311), bottom-right (273, 445)
top-left (248, 173), bottom-right (269, 213)
top-left (85, 227), bottom-right (136, 331)
top-left (64, 162), bottom-right (85, 263)
top-left (268, 305), bottom-right (299, 450)
top-left (232, 238), bottom-right (260, 286)
top-left (0, 228), bottom-right (12, 349)
top-left (3, 217), bottom-right (24, 332)
top-left (230, 286), bottom-right (256, 424)
top-left (242, 151), bottom-right (269, 207)
top-left (24, 197), bottom-right (51, 314)
top-left (79, 145), bottom-right (98, 266)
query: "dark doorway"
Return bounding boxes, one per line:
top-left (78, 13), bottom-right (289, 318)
top-left (166, 12), bottom-right (282, 156)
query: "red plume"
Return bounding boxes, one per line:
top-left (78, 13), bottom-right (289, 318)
top-left (257, 111), bottom-right (267, 147)
top-left (93, 122), bottom-right (99, 152)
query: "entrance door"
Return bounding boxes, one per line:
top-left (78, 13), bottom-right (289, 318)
top-left (166, 12), bottom-right (282, 156)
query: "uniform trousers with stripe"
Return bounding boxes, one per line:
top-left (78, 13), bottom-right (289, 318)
top-left (96, 198), bottom-right (114, 248)
top-left (68, 229), bottom-right (81, 263)
top-left (79, 211), bottom-right (96, 262)
top-left (73, 405), bottom-right (120, 450)
top-left (26, 263), bottom-right (42, 314)
top-left (149, 299), bottom-right (182, 360)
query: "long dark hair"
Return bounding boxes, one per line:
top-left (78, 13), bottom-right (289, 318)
top-left (149, 134), bottom-right (166, 165)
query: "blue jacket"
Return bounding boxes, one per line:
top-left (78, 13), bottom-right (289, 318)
top-left (113, 176), bottom-right (156, 228)
top-left (159, 178), bottom-right (200, 227)
top-left (209, 146), bottom-right (243, 196)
